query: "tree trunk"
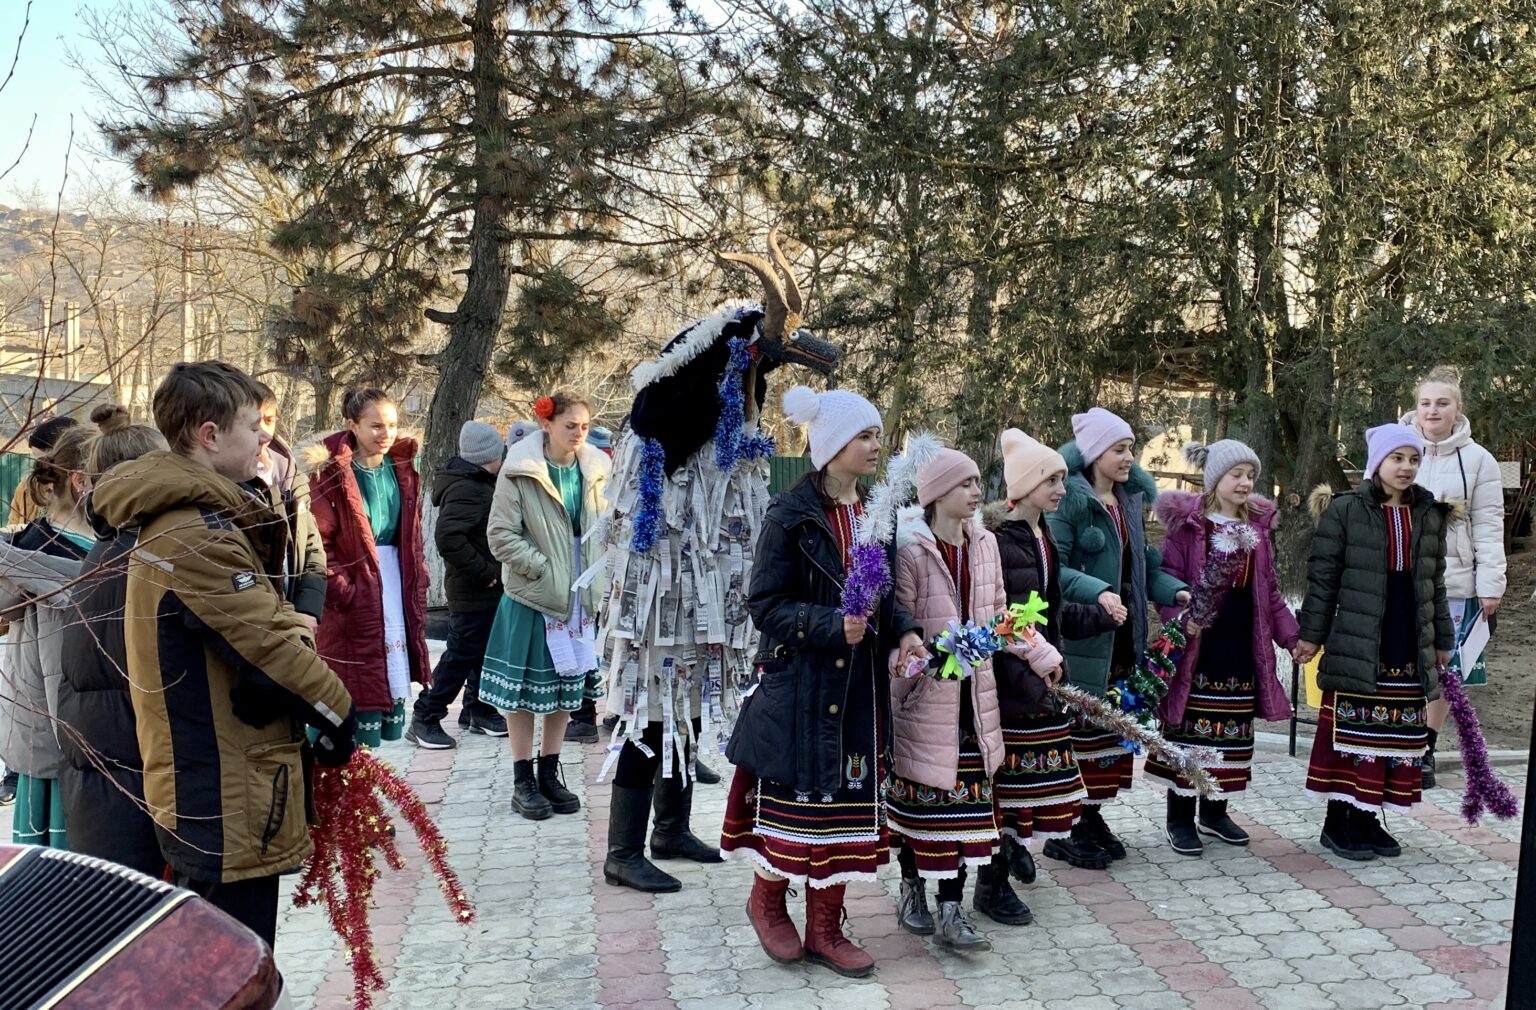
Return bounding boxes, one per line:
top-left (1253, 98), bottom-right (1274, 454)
top-left (420, 0), bottom-right (512, 480)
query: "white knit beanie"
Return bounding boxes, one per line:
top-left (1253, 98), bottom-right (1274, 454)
top-left (1184, 439), bottom-right (1261, 488)
top-left (783, 386), bottom-right (883, 469)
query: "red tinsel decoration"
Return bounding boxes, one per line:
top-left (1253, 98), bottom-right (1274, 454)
top-left (295, 751), bottom-right (476, 1010)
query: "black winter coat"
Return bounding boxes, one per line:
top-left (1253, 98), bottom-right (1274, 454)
top-left (432, 457), bottom-right (502, 612)
top-left (1299, 481), bottom-right (1456, 696)
top-left (729, 479), bottom-right (922, 796)
top-left (54, 519), bottom-right (165, 876)
top-left (989, 510), bottom-right (1119, 720)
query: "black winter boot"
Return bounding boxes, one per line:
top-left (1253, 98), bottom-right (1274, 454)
top-left (1078, 805), bottom-right (1127, 860)
top-left (1350, 805), bottom-right (1402, 858)
top-left (1165, 792), bottom-right (1203, 856)
top-left (650, 770), bottom-right (723, 863)
top-left (1197, 797), bottom-right (1250, 846)
top-left (1043, 821), bottom-right (1113, 870)
top-left (1320, 801), bottom-right (1376, 861)
top-left (511, 759), bottom-right (552, 820)
top-left (1421, 728), bottom-right (1438, 790)
top-left (604, 784), bottom-right (682, 892)
top-left (896, 876), bottom-right (935, 935)
top-left (973, 852), bottom-right (1033, 925)
top-left (1001, 833), bottom-right (1037, 884)
top-left (536, 754), bottom-right (581, 814)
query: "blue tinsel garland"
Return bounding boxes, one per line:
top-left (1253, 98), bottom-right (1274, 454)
top-left (713, 337), bottom-right (752, 472)
top-left (629, 437), bottom-right (668, 553)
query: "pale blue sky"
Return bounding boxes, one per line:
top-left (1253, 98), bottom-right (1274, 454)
top-left (0, 0), bottom-right (122, 203)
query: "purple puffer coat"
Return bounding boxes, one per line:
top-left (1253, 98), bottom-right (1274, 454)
top-left (1154, 491), bottom-right (1299, 724)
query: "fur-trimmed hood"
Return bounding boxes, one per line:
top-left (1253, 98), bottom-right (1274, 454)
top-left (1156, 489), bottom-right (1279, 533)
top-left (298, 429), bottom-right (420, 474)
top-left (895, 504), bottom-right (984, 551)
top-left (1308, 481), bottom-right (1467, 523)
top-left (1056, 438), bottom-right (1160, 525)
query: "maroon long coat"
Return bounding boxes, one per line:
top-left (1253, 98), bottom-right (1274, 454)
top-left (305, 430), bottom-right (431, 713)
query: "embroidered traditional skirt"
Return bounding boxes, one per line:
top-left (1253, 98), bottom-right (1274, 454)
top-left (720, 668), bottom-right (889, 888)
top-left (1305, 666), bottom-right (1427, 811)
top-left (1147, 586), bottom-right (1256, 795)
top-left (481, 593), bottom-right (602, 715)
top-left (886, 732), bottom-right (999, 879)
top-left (994, 713), bottom-right (1087, 840)
top-left (1072, 719), bottom-right (1134, 804)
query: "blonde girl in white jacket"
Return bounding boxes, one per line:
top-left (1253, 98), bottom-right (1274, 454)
top-left (1402, 365), bottom-right (1506, 788)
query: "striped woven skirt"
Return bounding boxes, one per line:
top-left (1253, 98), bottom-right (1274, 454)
top-left (994, 713), bottom-right (1087, 840)
top-left (886, 732), bottom-right (1000, 879)
top-left (1305, 665), bottom-right (1427, 811)
top-left (720, 669), bottom-right (889, 888)
top-left (1145, 674), bottom-right (1256, 796)
top-left (1071, 718), bottom-right (1135, 804)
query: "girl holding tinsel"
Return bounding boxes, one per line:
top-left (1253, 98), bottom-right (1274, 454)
top-left (1294, 425), bottom-right (1454, 860)
top-left (722, 386), bottom-right (926, 979)
top-left (1046, 409), bottom-right (1189, 860)
top-left (1151, 441), bottom-right (1300, 856)
top-left (483, 391), bottom-right (610, 820)
top-left (987, 429), bottom-right (1122, 878)
top-left (1400, 366), bottom-right (1505, 789)
top-left (886, 448), bottom-right (1010, 951)
top-left (307, 388), bottom-right (432, 747)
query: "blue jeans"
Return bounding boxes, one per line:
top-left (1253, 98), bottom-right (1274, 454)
top-left (413, 608), bottom-right (498, 723)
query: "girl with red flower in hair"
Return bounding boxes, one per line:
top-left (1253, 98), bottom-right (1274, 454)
top-left (481, 391), bottom-right (611, 820)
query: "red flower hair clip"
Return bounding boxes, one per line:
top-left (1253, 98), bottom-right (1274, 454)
top-left (533, 396), bottom-right (556, 420)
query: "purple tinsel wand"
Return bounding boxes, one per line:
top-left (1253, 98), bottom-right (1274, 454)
top-left (841, 542), bottom-right (891, 617)
top-left (1436, 664), bottom-right (1519, 825)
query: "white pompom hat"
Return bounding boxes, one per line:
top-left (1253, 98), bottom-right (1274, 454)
top-left (783, 386), bottom-right (883, 469)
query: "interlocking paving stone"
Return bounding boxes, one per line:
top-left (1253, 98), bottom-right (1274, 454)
top-left (272, 700), bottom-right (1521, 1010)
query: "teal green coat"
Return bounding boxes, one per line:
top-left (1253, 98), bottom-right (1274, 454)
top-left (1044, 442), bottom-right (1187, 695)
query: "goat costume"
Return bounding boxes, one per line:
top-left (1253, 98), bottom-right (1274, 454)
top-left (596, 233), bottom-right (841, 893)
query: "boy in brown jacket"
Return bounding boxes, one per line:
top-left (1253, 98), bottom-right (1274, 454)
top-left (91, 361), bottom-right (356, 947)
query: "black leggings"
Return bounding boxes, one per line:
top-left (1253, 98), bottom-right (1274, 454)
top-left (897, 846), bottom-right (965, 901)
top-left (612, 718), bottom-right (703, 789)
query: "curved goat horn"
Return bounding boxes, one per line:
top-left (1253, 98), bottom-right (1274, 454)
top-left (767, 228), bottom-right (803, 316)
top-left (716, 248), bottom-right (788, 342)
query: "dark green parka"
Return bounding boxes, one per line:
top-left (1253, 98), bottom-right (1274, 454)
top-left (1298, 481), bottom-right (1458, 696)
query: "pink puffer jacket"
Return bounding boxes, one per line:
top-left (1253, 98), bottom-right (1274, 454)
top-left (890, 510), bottom-right (1006, 790)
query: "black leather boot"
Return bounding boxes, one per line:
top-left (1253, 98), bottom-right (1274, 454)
top-left (1197, 797), bottom-right (1250, 846)
top-left (536, 754), bottom-right (580, 814)
top-left (604, 784), bottom-right (682, 892)
top-left (650, 769), bottom-right (723, 863)
top-left (973, 852), bottom-right (1033, 925)
top-left (1421, 728), bottom-right (1438, 790)
top-left (1165, 791), bottom-right (1203, 856)
top-left (1042, 821), bottom-right (1113, 870)
top-left (511, 759), bottom-right (552, 820)
top-left (1002, 833), bottom-right (1037, 884)
top-left (1079, 805), bottom-right (1127, 860)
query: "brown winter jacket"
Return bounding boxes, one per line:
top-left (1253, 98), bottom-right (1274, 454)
top-left (304, 431), bottom-right (431, 713)
top-left (890, 508), bottom-right (1005, 790)
top-left (92, 451), bottom-right (353, 884)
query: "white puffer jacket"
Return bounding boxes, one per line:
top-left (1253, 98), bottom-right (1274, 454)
top-left (1400, 411), bottom-right (1507, 600)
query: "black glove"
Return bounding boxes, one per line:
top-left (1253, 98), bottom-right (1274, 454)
top-left (229, 682), bottom-right (290, 729)
top-left (312, 704), bottom-right (358, 768)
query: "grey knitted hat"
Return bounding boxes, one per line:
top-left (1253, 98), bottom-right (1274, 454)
top-left (1185, 439), bottom-right (1261, 488)
top-left (458, 420), bottom-right (505, 465)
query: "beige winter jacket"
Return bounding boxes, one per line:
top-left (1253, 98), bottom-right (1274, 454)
top-left (487, 431), bottom-right (610, 618)
top-left (890, 509), bottom-right (1006, 790)
top-left (1399, 411), bottom-right (1507, 601)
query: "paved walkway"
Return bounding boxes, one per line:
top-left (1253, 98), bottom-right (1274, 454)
top-left (275, 712), bottom-right (1523, 1010)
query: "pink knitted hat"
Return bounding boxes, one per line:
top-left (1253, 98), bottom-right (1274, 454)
top-left (1071, 407), bottom-right (1135, 466)
top-left (917, 448), bottom-right (980, 507)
